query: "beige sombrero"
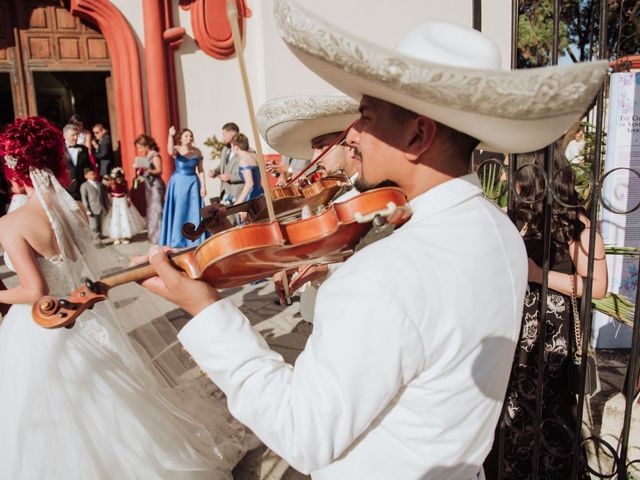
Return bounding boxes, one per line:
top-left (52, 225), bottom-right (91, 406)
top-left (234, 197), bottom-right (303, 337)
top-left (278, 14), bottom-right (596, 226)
top-left (257, 95), bottom-right (360, 160)
top-left (273, 0), bottom-right (608, 153)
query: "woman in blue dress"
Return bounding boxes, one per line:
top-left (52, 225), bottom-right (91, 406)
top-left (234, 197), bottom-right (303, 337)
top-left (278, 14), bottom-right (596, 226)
top-left (231, 133), bottom-right (264, 205)
top-left (160, 126), bottom-right (207, 247)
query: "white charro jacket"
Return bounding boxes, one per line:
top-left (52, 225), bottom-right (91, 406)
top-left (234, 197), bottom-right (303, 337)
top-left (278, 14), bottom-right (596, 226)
top-left (179, 173), bottom-right (527, 480)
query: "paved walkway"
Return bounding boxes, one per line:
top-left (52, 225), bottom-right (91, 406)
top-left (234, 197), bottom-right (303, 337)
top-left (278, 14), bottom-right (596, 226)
top-left (1, 236), bottom-right (310, 480)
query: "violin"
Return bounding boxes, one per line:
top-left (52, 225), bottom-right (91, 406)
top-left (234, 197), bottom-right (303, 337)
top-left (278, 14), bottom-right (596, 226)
top-left (183, 171), bottom-right (353, 240)
top-left (33, 187), bottom-right (410, 329)
top-left (32, 0), bottom-right (413, 330)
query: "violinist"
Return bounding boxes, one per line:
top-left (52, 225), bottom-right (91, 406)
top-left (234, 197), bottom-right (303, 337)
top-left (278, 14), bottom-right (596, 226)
top-left (256, 95), bottom-right (361, 311)
top-left (140, 2), bottom-right (606, 479)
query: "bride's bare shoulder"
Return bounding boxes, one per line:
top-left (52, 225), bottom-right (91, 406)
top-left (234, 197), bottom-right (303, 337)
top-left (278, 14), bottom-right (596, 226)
top-left (0, 201), bottom-right (47, 236)
top-left (0, 210), bottom-right (26, 243)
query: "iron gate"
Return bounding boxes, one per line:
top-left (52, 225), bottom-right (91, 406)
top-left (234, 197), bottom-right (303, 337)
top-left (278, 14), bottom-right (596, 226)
top-left (476, 1), bottom-right (640, 478)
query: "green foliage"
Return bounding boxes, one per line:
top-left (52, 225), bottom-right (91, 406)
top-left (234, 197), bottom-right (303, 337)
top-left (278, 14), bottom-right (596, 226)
top-left (592, 291), bottom-right (635, 328)
top-left (203, 134), bottom-right (226, 160)
top-left (579, 120), bottom-right (606, 161)
top-left (518, 0), bottom-right (572, 67)
top-left (479, 162), bottom-right (509, 208)
top-left (518, 0), bottom-right (640, 66)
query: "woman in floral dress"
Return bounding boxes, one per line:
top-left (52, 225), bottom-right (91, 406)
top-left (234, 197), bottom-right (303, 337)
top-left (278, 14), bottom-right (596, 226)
top-left (485, 149), bottom-right (608, 479)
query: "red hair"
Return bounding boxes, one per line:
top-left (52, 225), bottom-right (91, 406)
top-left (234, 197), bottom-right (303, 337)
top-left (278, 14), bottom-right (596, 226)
top-left (0, 117), bottom-right (69, 188)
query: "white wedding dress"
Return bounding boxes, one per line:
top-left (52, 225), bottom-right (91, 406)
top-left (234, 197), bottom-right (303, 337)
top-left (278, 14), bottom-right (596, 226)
top-left (0, 169), bottom-right (249, 479)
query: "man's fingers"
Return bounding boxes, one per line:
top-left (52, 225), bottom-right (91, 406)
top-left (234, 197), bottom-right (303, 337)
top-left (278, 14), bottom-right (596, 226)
top-left (140, 276), bottom-right (170, 298)
top-left (148, 245), bottom-right (185, 290)
top-left (130, 254), bottom-right (148, 267)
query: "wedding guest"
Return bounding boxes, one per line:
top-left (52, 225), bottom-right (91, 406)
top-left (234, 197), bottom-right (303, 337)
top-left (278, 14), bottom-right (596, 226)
top-left (103, 168), bottom-right (145, 245)
top-left (91, 123), bottom-right (114, 177)
top-left (62, 123), bottom-right (92, 200)
top-left (231, 133), bottom-right (263, 204)
top-left (79, 167), bottom-right (106, 244)
top-left (67, 114), bottom-right (93, 151)
top-left (484, 148), bottom-right (608, 479)
top-left (207, 122), bottom-right (244, 205)
top-left (160, 126), bottom-right (206, 247)
top-left (564, 129), bottom-right (586, 165)
top-left (133, 134), bottom-right (165, 244)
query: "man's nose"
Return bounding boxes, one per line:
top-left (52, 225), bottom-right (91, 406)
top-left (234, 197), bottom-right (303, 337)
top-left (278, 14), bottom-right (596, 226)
top-left (345, 126), bottom-right (360, 147)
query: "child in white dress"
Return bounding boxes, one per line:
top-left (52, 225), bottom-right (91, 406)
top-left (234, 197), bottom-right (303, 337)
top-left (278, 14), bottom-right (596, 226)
top-left (102, 167), bottom-right (146, 244)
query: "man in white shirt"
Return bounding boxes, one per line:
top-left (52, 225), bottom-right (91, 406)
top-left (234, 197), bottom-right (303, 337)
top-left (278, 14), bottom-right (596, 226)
top-left (139, 2), bottom-right (606, 478)
top-left (564, 130), bottom-right (586, 164)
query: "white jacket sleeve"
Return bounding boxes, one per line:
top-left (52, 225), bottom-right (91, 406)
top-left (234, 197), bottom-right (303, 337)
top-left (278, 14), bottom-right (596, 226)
top-left (178, 274), bottom-right (425, 474)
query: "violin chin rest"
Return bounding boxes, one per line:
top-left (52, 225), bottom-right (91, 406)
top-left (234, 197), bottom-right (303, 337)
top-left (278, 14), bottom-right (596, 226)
top-left (353, 202), bottom-right (398, 224)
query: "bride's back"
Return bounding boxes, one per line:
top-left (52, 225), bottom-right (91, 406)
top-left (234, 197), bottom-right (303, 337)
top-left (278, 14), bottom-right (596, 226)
top-left (1, 195), bottom-right (60, 260)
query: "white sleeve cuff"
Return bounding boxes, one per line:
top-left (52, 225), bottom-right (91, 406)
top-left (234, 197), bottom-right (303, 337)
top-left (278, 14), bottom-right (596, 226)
top-left (178, 298), bottom-right (245, 351)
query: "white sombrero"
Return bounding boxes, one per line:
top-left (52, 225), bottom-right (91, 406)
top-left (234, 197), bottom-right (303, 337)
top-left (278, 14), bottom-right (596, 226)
top-left (257, 95), bottom-right (360, 160)
top-left (274, 0), bottom-right (608, 153)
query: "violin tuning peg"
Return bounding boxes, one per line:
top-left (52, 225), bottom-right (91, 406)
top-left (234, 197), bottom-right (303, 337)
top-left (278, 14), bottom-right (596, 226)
top-left (84, 278), bottom-right (99, 293)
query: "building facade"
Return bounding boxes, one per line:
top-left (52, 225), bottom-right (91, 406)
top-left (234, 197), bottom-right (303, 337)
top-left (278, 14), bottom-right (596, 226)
top-left (0, 0), bottom-right (511, 198)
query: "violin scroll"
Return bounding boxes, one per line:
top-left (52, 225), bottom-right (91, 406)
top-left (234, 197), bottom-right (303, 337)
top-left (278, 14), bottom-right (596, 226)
top-left (32, 282), bottom-right (109, 329)
top-left (183, 203), bottom-right (231, 240)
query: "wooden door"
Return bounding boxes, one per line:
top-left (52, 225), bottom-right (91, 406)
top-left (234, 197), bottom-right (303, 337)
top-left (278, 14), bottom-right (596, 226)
top-left (0, 0), bottom-right (111, 123)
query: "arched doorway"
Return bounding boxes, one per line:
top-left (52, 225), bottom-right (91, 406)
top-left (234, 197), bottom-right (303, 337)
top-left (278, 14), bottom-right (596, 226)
top-left (0, 1), bottom-right (117, 145)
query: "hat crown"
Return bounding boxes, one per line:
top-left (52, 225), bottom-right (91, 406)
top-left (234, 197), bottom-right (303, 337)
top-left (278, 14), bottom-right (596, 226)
top-left (396, 20), bottom-right (501, 70)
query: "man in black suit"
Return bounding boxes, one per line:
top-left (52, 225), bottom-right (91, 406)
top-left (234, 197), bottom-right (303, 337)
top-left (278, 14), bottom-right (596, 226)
top-left (91, 123), bottom-right (114, 177)
top-left (62, 124), bottom-right (93, 200)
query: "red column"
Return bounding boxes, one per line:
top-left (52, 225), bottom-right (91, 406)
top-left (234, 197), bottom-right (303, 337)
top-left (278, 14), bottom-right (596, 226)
top-left (142, 0), bottom-right (173, 185)
top-left (71, 0), bottom-right (146, 186)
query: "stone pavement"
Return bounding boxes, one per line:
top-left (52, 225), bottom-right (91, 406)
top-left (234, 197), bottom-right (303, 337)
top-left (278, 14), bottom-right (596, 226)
top-left (0, 235), bottom-right (310, 480)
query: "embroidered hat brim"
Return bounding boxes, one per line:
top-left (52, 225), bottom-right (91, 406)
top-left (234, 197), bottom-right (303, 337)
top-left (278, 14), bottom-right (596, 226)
top-left (274, 0), bottom-right (608, 154)
top-left (257, 95), bottom-right (360, 160)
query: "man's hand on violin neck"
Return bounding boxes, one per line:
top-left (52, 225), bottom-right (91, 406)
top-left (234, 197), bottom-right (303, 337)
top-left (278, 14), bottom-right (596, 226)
top-left (135, 245), bottom-right (221, 316)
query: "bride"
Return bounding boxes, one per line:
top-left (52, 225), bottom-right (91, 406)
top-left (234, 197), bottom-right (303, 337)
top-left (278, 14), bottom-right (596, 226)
top-left (0, 117), bottom-right (249, 479)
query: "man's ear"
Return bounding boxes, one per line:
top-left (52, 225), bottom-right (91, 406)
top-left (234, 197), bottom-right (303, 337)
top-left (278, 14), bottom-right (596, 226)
top-left (403, 116), bottom-right (437, 163)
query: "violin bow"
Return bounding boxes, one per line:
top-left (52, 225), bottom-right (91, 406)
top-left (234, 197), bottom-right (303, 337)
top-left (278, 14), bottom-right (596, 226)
top-left (226, 0), bottom-right (275, 223)
top-left (226, 0), bottom-right (292, 304)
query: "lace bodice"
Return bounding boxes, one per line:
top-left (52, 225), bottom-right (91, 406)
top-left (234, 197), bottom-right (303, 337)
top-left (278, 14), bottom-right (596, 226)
top-left (3, 253), bottom-right (82, 298)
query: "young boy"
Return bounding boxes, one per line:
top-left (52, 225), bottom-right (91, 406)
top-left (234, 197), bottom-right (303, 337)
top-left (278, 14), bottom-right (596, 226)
top-left (79, 167), bottom-right (106, 244)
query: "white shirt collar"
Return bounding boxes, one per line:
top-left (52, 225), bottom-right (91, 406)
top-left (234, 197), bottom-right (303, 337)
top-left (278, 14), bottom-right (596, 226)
top-left (408, 172), bottom-right (483, 221)
top-left (66, 144), bottom-right (79, 166)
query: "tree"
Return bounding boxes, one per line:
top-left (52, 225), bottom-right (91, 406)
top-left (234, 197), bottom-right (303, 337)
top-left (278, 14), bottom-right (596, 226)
top-left (606, 0), bottom-right (640, 58)
top-left (517, 0), bottom-right (574, 67)
top-left (518, 0), bottom-right (640, 67)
